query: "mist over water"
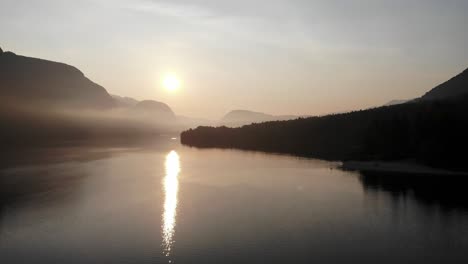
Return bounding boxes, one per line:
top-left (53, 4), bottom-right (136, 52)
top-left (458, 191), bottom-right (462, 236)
top-left (1, 139), bottom-right (467, 264)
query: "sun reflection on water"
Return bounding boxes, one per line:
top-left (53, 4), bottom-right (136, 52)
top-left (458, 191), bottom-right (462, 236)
top-left (162, 150), bottom-right (181, 261)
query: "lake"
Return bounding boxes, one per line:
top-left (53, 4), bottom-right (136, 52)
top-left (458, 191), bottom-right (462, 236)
top-left (1, 138), bottom-right (468, 264)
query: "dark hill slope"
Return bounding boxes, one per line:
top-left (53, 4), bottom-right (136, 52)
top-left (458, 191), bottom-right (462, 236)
top-left (421, 68), bottom-right (468, 101)
top-left (0, 50), bottom-right (115, 109)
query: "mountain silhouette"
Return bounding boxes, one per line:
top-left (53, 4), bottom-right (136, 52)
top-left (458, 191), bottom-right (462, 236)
top-left (383, 99), bottom-right (409, 106)
top-left (0, 48), bottom-right (180, 121)
top-left (0, 49), bottom-right (115, 109)
top-left (131, 100), bottom-right (176, 120)
top-left (112, 94), bottom-right (140, 108)
top-left (0, 48), bottom-right (183, 146)
top-left (421, 67), bottom-right (468, 101)
top-left (221, 110), bottom-right (299, 127)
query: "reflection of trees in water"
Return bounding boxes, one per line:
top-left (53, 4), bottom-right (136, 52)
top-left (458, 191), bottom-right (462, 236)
top-left (359, 171), bottom-right (468, 212)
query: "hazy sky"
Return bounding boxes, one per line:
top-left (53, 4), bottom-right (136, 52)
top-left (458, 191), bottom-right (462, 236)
top-left (1, 0), bottom-right (468, 119)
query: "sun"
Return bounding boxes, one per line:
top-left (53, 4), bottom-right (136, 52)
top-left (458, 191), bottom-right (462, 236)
top-left (163, 74), bottom-right (181, 92)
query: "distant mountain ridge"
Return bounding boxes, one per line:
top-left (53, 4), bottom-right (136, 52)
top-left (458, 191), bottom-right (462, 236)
top-left (0, 47), bottom-right (184, 122)
top-left (112, 94), bottom-right (140, 108)
top-left (0, 48), bottom-right (183, 123)
top-left (384, 99), bottom-right (409, 106)
top-left (0, 47), bottom-right (191, 144)
top-left (221, 110), bottom-right (300, 127)
top-left (132, 100), bottom-right (176, 120)
top-left (111, 95), bottom-right (175, 119)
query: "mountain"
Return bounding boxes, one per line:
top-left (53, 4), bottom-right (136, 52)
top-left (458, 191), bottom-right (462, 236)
top-left (113, 96), bottom-right (209, 130)
top-left (381, 67), bottom-right (468, 106)
top-left (384, 99), bottom-right (409, 106)
top-left (112, 94), bottom-right (139, 108)
top-left (182, 67), bottom-right (468, 170)
top-left (131, 100), bottom-right (176, 120)
top-left (421, 67), bottom-right (468, 101)
top-left (112, 96), bottom-right (177, 121)
top-left (221, 110), bottom-right (299, 127)
top-left (0, 48), bottom-right (183, 146)
top-left (0, 48), bottom-right (115, 109)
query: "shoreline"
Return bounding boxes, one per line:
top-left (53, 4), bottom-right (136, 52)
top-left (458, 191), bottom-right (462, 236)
top-left (341, 161), bottom-right (468, 176)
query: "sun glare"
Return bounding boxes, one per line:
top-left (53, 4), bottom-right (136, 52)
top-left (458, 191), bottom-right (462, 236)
top-left (163, 74), bottom-right (181, 92)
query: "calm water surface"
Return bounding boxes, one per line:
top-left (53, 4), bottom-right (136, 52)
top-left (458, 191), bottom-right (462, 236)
top-left (1, 139), bottom-right (468, 263)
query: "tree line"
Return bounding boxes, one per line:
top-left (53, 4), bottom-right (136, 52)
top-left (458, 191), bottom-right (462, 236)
top-left (181, 95), bottom-right (468, 170)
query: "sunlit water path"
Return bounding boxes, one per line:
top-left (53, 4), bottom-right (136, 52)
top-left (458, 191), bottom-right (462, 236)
top-left (162, 151), bottom-right (180, 262)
